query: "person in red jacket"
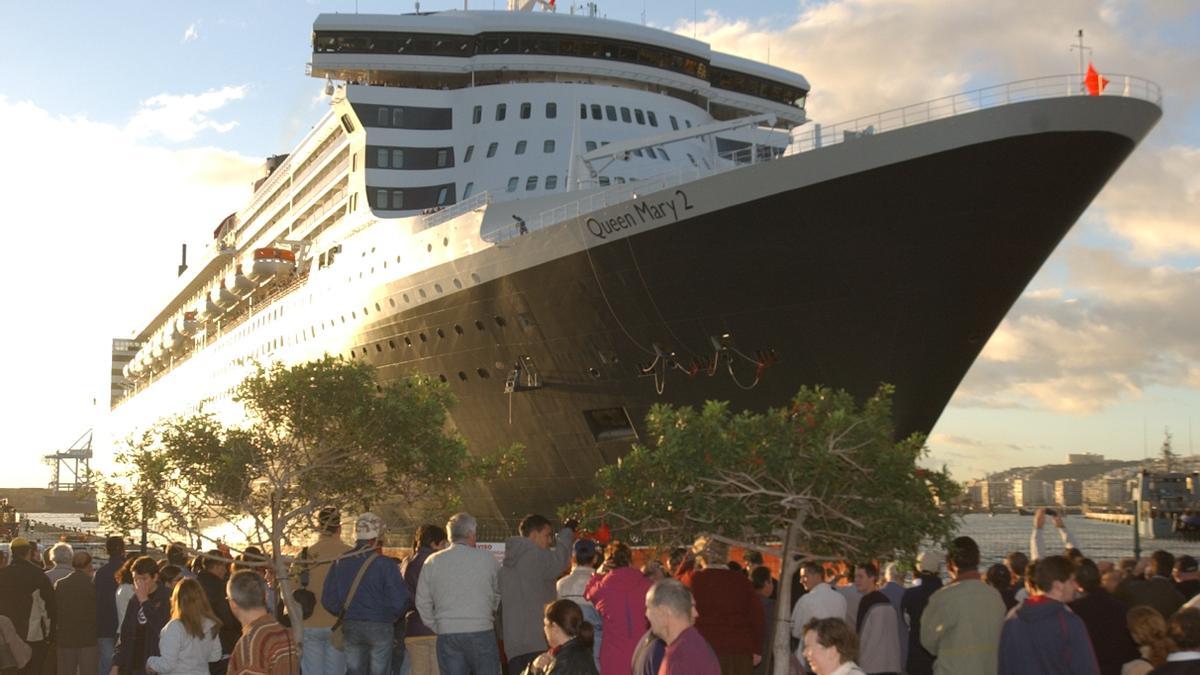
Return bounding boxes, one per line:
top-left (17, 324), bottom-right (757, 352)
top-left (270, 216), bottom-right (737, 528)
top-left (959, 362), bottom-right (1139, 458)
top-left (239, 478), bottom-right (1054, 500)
top-left (585, 542), bottom-right (653, 675)
top-left (682, 537), bottom-right (764, 675)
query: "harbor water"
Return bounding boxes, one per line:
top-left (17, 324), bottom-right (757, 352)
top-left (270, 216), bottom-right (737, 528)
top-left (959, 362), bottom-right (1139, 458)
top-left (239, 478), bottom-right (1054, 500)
top-left (960, 513), bottom-right (1200, 564)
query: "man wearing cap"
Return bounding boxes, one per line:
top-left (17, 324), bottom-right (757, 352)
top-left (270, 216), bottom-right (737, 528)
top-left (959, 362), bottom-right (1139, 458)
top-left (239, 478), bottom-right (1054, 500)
top-left (1175, 555), bottom-right (1200, 602)
top-left (789, 561), bottom-right (845, 674)
top-left (298, 507), bottom-right (351, 675)
top-left (0, 536), bottom-right (56, 675)
top-left (557, 538), bottom-right (602, 667)
top-left (900, 552), bottom-right (943, 675)
top-left (499, 514), bottom-right (574, 675)
top-left (322, 513), bottom-right (410, 675)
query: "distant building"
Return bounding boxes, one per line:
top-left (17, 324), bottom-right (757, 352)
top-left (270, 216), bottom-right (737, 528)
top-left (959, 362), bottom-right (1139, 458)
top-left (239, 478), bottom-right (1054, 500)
top-left (965, 481), bottom-right (984, 507)
top-left (981, 480), bottom-right (1013, 508)
top-left (1067, 453), bottom-right (1105, 464)
top-left (1083, 477), bottom-right (1127, 506)
top-left (1013, 478), bottom-right (1047, 508)
top-left (110, 339), bottom-right (141, 407)
top-left (1055, 479), bottom-right (1083, 506)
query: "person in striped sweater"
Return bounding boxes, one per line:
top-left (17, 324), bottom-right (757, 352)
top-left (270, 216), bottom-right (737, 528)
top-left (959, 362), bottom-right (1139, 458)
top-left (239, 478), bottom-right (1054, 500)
top-left (225, 571), bottom-right (298, 675)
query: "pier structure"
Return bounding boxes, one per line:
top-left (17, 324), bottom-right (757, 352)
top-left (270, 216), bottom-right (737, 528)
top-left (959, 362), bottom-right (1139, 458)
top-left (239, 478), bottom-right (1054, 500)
top-left (43, 429), bottom-right (94, 494)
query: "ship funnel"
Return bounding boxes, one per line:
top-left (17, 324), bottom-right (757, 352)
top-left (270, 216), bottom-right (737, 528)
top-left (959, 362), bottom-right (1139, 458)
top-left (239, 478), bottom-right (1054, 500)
top-left (178, 243), bottom-right (188, 277)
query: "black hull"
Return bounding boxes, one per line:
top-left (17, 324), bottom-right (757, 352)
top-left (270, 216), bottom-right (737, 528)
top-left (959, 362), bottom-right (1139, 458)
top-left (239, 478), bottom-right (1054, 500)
top-left (346, 128), bottom-right (1134, 528)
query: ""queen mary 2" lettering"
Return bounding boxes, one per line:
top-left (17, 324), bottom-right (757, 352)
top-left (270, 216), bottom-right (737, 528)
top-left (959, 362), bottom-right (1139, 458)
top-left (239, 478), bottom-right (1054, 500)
top-left (585, 188), bottom-right (693, 240)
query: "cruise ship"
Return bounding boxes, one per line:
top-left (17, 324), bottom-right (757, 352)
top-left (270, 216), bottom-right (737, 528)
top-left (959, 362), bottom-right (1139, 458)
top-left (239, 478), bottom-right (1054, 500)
top-left (111, 2), bottom-right (1163, 530)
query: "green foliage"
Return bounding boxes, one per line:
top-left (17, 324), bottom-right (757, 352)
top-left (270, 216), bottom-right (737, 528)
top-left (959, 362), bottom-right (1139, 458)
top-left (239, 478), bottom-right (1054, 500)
top-left (565, 385), bottom-right (960, 560)
top-left (101, 356), bottom-right (522, 547)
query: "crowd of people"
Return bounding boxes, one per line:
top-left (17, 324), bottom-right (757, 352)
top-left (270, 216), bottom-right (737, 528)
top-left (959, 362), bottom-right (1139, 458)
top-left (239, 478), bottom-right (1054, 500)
top-left (6, 505), bottom-right (1200, 675)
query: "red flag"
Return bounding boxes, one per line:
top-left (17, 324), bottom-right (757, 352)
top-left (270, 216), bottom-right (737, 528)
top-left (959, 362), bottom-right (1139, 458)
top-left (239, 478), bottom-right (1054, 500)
top-left (1085, 62), bottom-right (1109, 96)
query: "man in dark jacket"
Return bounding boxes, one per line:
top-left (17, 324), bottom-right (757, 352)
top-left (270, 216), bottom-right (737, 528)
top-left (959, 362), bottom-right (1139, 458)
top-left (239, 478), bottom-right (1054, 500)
top-left (197, 550), bottom-right (238, 675)
top-left (55, 551), bottom-right (98, 675)
top-left (322, 512), bottom-right (410, 675)
top-left (0, 537), bottom-right (56, 675)
top-left (901, 552), bottom-right (942, 675)
top-left (96, 537), bottom-right (125, 675)
top-left (499, 515), bottom-right (574, 675)
top-left (401, 525), bottom-right (447, 675)
top-left (1069, 559), bottom-right (1138, 675)
top-left (1118, 550), bottom-right (1186, 620)
top-left (113, 556), bottom-right (170, 675)
top-left (998, 555), bottom-right (1100, 675)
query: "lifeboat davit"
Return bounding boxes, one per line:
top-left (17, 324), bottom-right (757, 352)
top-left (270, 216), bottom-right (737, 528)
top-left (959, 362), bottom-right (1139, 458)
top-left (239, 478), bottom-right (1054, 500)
top-left (228, 264), bottom-right (255, 296)
top-left (197, 294), bottom-right (221, 321)
top-left (212, 280), bottom-right (239, 309)
top-left (176, 311), bottom-right (200, 337)
top-left (160, 328), bottom-right (179, 353)
top-left (150, 341), bottom-right (164, 361)
top-left (248, 247), bottom-right (296, 282)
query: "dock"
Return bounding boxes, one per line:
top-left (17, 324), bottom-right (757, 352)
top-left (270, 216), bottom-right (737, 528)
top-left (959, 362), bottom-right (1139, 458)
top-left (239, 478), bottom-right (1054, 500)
top-left (1084, 511), bottom-right (1134, 525)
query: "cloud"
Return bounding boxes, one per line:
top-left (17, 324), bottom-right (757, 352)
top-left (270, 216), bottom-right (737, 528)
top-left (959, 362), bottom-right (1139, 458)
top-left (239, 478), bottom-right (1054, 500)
top-left (1096, 145), bottom-right (1200, 259)
top-left (182, 22), bottom-right (199, 44)
top-left (953, 247), bottom-right (1200, 413)
top-left (0, 95), bottom-right (260, 486)
top-left (126, 85), bottom-right (247, 143)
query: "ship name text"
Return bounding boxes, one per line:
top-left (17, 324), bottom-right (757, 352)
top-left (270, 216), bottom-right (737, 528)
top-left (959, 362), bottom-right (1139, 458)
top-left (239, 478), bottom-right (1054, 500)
top-left (585, 189), bottom-right (693, 240)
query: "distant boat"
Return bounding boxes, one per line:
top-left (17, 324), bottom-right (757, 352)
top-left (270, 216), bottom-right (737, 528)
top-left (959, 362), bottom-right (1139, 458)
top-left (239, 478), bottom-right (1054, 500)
top-left (80, 513), bottom-right (99, 522)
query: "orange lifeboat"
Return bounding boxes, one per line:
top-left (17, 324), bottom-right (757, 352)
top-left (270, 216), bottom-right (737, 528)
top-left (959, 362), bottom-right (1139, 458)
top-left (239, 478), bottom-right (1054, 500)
top-left (248, 247), bottom-right (297, 282)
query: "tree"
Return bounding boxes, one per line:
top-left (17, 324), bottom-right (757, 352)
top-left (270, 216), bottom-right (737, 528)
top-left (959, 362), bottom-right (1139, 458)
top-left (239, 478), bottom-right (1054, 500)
top-left (563, 384), bottom-right (960, 675)
top-left (101, 356), bottom-right (522, 642)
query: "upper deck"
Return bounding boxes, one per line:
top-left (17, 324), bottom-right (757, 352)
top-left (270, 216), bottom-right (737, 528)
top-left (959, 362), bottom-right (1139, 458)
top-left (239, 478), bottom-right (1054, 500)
top-left (310, 11), bottom-right (809, 124)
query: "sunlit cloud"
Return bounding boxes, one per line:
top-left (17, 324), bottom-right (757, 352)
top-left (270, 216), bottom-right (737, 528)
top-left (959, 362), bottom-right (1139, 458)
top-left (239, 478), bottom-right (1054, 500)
top-left (182, 22), bottom-right (199, 44)
top-left (126, 85), bottom-right (247, 143)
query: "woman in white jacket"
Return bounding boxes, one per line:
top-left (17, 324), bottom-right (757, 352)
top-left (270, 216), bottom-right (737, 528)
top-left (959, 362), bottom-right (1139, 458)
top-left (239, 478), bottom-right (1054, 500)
top-left (145, 578), bottom-right (223, 675)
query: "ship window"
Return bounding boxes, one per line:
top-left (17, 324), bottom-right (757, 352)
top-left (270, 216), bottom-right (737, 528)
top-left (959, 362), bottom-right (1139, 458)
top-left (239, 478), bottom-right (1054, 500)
top-left (590, 104), bottom-right (602, 120)
top-left (545, 102), bottom-right (557, 118)
top-left (647, 111), bottom-right (658, 127)
top-left (340, 114), bottom-right (355, 133)
top-left (436, 149), bottom-right (449, 167)
top-left (375, 188), bottom-right (388, 207)
top-left (545, 175), bottom-right (558, 190)
top-left (495, 103), bottom-right (507, 121)
top-left (685, 120), bottom-right (692, 128)
top-left (392, 108), bottom-right (405, 126)
top-left (520, 102), bottom-right (532, 119)
top-left (391, 149), bottom-right (405, 168)
top-left (472, 105), bottom-right (482, 124)
top-left (605, 105), bottom-right (617, 121)
top-left (376, 148), bottom-right (389, 167)
top-left (634, 109), bottom-right (646, 125)
top-left (585, 141), bottom-right (597, 152)
top-left (464, 145), bottom-right (474, 162)
top-left (437, 187), bottom-right (449, 205)
top-left (633, 148), bottom-right (644, 157)
top-left (670, 115), bottom-right (679, 130)
top-left (377, 108), bottom-right (388, 127)
top-left (526, 176), bottom-right (538, 191)
top-left (620, 107), bottom-right (632, 123)
top-left (599, 176), bottom-right (610, 186)
top-left (507, 177), bottom-right (519, 192)
top-left (686, 153), bottom-right (697, 166)
top-left (390, 190), bottom-right (404, 209)
top-left (657, 148), bottom-right (670, 160)
top-left (486, 142), bottom-right (498, 158)
top-left (580, 103), bottom-right (587, 119)
top-left (515, 140), bottom-right (527, 155)
top-left (463, 182), bottom-right (474, 198)
top-left (543, 139), bottom-right (555, 153)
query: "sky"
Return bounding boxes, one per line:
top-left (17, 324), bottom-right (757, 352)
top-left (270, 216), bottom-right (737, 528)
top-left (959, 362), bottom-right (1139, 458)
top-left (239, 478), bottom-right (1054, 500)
top-left (0, 0), bottom-right (1197, 488)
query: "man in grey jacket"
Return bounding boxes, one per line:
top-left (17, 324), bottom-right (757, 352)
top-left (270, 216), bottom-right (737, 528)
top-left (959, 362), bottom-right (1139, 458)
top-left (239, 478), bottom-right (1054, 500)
top-left (416, 513), bottom-right (501, 675)
top-left (499, 515), bottom-right (574, 675)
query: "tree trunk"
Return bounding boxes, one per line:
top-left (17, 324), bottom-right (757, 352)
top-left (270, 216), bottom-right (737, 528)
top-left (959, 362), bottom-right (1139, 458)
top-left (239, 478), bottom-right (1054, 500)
top-left (771, 513), bottom-right (804, 675)
top-left (276, 557), bottom-right (306, 649)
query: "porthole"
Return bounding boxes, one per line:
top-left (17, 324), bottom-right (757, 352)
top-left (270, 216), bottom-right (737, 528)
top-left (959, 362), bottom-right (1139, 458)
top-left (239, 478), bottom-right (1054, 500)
top-left (439, 374), bottom-right (448, 383)
top-left (389, 340), bottom-right (397, 349)
top-left (419, 289), bottom-right (427, 299)
top-left (375, 344), bottom-right (383, 353)
top-left (375, 303), bottom-right (382, 312)
top-left (588, 367), bottom-right (601, 378)
top-left (351, 311), bottom-right (357, 319)
top-left (363, 307), bottom-right (369, 316)
top-left (396, 256), bottom-right (401, 263)
top-left (471, 273), bottom-right (481, 283)
top-left (476, 368), bottom-right (490, 379)
top-left (403, 294), bottom-right (410, 303)
top-left (454, 325), bottom-right (464, 335)
top-left (494, 316), bottom-right (507, 327)
top-left (419, 333), bottom-right (428, 342)
top-left (435, 284), bottom-right (443, 293)
top-left (427, 244), bottom-right (432, 253)
top-left (453, 279), bottom-right (462, 289)
top-left (361, 347), bottom-right (369, 356)
top-left (436, 328), bottom-right (445, 338)
top-left (475, 320), bottom-right (485, 330)
top-left (443, 237), bottom-right (449, 247)
top-left (404, 336), bottom-right (413, 347)
top-left (458, 371), bottom-right (468, 381)
top-left (388, 298), bottom-right (396, 308)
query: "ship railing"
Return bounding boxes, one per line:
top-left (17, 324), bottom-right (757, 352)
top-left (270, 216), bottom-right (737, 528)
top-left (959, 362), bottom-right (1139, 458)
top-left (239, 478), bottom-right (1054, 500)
top-left (783, 73), bottom-right (1162, 156)
top-left (485, 73), bottom-right (1160, 243)
top-left (418, 190), bottom-right (493, 230)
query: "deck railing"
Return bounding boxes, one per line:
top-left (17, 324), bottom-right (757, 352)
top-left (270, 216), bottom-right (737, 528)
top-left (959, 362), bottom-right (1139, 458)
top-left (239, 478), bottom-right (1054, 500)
top-left (483, 73), bottom-right (1160, 242)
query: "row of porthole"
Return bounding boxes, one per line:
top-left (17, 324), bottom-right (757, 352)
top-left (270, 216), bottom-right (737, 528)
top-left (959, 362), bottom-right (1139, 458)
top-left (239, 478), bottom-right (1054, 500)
top-left (346, 315), bottom-right (508, 359)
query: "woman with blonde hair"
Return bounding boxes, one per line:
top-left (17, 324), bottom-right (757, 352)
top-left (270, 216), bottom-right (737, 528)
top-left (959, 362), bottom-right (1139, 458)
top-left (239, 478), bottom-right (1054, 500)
top-left (1123, 605), bottom-right (1171, 675)
top-left (144, 578), bottom-right (222, 675)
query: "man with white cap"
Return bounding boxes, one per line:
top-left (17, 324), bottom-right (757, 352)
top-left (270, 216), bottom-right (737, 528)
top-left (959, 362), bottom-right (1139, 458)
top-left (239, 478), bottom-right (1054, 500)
top-left (901, 552), bottom-right (942, 675)
top-left (789, 561), bottom-right (846, 673)
top-left (322, 512), bottom-right (411, 675)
